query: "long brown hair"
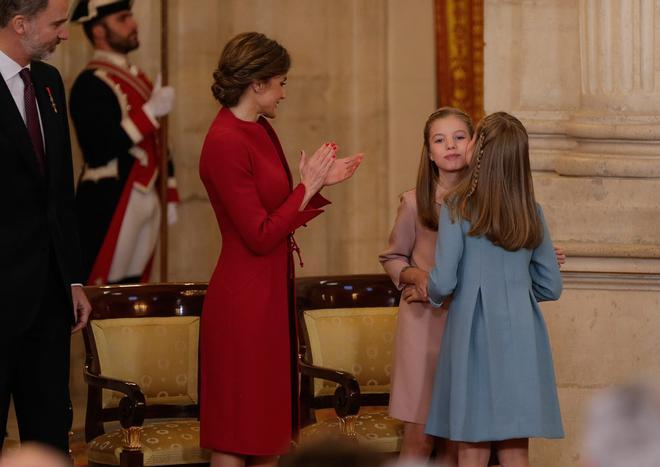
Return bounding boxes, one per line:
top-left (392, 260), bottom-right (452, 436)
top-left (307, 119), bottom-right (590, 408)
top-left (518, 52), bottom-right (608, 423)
top-left (416, 107), bottom-right (474, 230)
top-left (446, 112), bottom-right (542, 251)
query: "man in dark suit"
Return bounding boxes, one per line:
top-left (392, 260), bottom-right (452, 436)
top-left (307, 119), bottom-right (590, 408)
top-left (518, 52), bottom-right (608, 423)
top-left (0, 0), bottom-right (91, 455)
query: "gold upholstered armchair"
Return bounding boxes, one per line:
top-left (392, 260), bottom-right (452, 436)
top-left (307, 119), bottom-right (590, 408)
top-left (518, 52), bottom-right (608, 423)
top-left (296, 274), bottom-right (404, 453)
top-left (82, 283), bottom-right (211, 467)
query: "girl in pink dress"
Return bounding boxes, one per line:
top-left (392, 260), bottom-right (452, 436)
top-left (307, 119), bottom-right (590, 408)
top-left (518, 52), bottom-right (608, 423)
top-left (380, 107), bottom-right (473, 465)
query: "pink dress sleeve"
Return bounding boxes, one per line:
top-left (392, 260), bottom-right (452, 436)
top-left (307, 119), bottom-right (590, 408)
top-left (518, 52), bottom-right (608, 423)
top-left (379, 193), bottom-right (417, 289)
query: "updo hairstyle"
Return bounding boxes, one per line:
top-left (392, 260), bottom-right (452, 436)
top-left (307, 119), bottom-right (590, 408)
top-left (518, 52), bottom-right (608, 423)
top-left (212, 32), bottom-right (291, 107)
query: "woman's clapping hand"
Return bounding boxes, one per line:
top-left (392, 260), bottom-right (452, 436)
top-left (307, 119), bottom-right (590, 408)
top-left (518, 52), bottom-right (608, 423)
top-left (299, 142), bottom-right (363, 209)
top-left (325, 152), bottom-right (363, 186)
top-left (299, 143), bottom-right (335, 207)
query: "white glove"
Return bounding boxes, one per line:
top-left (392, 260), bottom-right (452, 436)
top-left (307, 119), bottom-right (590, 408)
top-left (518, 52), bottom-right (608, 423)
top-left (167, 202), bottom-right (178, 225)
top-left (144, 74), bottom-right (175, 118)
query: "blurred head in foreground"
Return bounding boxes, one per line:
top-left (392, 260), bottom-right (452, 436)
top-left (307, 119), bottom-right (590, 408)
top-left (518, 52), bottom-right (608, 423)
top-left (584, 381), bottom-right (660, 467)
top-left (280, 436), bottom-right (385, 467)
top-left (0, 443), bottom-right (70, 467)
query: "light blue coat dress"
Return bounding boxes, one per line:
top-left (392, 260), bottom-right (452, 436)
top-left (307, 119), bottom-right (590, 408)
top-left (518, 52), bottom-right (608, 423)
top-left (425, 204), bottom-right (564, 442)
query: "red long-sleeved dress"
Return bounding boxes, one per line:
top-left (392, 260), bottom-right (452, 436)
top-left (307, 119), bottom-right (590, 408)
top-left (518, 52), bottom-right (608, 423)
top-left (198, 107), bottom-right (329, 455)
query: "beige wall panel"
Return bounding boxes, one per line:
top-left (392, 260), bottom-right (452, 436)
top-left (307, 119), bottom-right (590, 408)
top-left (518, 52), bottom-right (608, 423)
top-left (529, 281), bottom-right (660, 467)
top-left (534, 174), bottom-right (660, 247)
top-left (386, 0), bottom-right (436, 227)
top-left (545, 285), bottom-right (660, 387)
top-left (484, 0), bottom-right (580, 114)
top-left (168, 201), bottom-right (221, 281)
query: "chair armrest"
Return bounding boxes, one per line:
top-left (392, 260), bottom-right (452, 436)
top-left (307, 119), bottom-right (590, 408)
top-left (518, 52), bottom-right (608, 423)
top-left (84, 364), bottom-right (146, 429)
top-left (299, 360), bottom-right (361, 418)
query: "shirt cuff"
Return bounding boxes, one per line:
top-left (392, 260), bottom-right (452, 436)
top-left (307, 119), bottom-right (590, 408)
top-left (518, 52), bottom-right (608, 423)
top-left (428, 294), bottom-right (444, 308)
top-left (71, 283), bottom-right (84, 287)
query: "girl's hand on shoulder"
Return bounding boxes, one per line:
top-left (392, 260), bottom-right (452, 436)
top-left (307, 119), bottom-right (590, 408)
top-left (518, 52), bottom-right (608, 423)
top-left (411, 269), bottom-right (429, 300)
top-left (553, 246), bottom-right (566, 268)
top-left (399, 266), bottom-right (429, 301)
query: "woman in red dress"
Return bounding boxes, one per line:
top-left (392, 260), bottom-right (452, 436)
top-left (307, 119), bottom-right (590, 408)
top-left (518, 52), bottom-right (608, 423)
top-left (199, 32), bottom-right (362, 467)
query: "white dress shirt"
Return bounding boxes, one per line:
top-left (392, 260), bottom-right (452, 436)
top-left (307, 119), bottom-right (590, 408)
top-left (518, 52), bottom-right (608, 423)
top-left (0, 49), bottom-right (45, 148)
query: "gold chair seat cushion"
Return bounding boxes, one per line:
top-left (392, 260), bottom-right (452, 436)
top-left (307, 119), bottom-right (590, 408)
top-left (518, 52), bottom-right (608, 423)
top-left (300, 410), bottom-right (404, 453)
top-left (87, 420), bottom-right (211, 466)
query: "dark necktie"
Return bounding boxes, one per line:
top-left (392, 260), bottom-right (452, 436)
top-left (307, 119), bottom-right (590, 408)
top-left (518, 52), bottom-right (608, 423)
top-left (18, 68), bottom-right (46, 175)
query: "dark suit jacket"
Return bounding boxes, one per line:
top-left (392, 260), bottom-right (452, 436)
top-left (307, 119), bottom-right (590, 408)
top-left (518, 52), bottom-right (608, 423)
top-left (0, 60), bottom-right (82, 335)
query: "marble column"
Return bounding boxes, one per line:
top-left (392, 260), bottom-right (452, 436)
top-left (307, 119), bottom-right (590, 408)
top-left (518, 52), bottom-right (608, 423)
top-left (548, 0), bottom-right (660, 273)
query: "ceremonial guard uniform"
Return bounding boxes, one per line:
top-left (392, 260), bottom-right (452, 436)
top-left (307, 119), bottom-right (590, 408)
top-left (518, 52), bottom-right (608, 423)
top-left (70, 0), bottom-right (178, 284)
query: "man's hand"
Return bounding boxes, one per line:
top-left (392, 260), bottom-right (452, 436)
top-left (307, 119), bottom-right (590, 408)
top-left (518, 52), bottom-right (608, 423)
top-left (71, 285), bottom-right (92, 333)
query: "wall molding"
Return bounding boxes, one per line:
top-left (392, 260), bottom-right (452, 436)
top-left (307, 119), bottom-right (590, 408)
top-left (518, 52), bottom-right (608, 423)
top-left (561, 270), bottom-right (660, 291)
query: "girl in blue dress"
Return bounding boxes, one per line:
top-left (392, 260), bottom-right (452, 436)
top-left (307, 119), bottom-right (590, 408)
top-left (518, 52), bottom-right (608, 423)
top-left (426, 112), bottom-right (563, 467)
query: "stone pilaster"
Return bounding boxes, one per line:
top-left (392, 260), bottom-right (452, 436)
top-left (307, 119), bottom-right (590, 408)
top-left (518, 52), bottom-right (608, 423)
top-left (507, 0), bottom-right (660, 273)
top-left (561, 0), bottom-right (660, 179)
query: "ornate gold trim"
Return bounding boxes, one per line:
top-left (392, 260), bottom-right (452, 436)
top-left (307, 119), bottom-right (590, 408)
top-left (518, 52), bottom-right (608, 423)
top-left (435, 0), bottom-right (484, 123)
top-left (338, 415), bottom-right (358, 440)
top-left (121, 426), bottom-right (143, 450)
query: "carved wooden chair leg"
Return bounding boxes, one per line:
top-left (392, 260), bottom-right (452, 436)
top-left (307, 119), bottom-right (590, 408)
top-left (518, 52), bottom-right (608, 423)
top-left (119, 449), bottom-right (144, 467)
top-left (119, 426), bottom-right (143, 467)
